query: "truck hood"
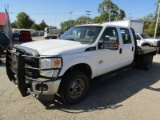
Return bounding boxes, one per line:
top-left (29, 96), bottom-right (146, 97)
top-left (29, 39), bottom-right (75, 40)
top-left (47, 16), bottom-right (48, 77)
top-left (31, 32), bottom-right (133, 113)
top-left (18, 39), bottom-right (91, 56)
top-left (143, 38), bottom-right (160, 41)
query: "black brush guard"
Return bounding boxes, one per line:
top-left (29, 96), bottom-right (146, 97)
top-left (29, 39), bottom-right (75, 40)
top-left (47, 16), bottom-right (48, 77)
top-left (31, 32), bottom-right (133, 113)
top-left (6, 46), bottom-right (62, 97)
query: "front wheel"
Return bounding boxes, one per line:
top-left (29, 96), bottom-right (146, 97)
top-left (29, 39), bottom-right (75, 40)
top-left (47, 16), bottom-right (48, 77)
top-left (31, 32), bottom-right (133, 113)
top-left (58, 71), bottom-right (89, 104)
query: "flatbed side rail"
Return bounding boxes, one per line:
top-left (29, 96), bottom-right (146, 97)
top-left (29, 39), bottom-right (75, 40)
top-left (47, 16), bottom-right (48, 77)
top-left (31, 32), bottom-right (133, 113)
top-left (136, 46), bottom-right (157, 55)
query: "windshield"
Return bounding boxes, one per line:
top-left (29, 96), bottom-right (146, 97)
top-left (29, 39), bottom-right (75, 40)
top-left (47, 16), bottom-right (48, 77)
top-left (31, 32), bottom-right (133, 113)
top-left (140, 34), bottom-right (152, 39)
top-left (60, 26), bottom-right (102, 44)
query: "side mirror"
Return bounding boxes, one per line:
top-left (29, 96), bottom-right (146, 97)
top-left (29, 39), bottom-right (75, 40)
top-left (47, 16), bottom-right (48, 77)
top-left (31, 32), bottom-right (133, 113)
top-left (104, 37), bottom-right (119, 50)
top-left (136, 36), bottom-right (141, 40)
top-left (98, 39), bottom-right (104, 49)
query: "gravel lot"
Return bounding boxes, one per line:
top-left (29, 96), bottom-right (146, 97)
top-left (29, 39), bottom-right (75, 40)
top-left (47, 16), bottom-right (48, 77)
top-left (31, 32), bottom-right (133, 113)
top-left (0, 37), bottom-right (160, 120)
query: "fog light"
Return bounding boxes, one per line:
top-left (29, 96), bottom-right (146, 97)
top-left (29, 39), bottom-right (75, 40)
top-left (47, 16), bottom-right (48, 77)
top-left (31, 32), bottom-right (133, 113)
top-left (36, 84), bottom-right (48, 91)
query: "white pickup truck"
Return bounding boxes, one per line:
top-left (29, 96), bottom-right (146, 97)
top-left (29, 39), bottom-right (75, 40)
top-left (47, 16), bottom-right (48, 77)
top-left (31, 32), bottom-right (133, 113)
top-left (136, 33), bottom-right (160, 54)
top-left (44, 27), bottom-right (61, 39)
top-left (136, 33), bottom-right (160, 47)
top-left (6, 23), bottom-right (157, 104)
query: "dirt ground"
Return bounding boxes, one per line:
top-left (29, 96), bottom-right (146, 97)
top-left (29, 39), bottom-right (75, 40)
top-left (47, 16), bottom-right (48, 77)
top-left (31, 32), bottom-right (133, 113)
top-left (0, 37), bottom-right (160, 120)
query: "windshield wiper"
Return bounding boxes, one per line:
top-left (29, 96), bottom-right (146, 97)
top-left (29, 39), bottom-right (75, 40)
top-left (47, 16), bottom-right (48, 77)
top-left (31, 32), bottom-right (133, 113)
top-left (65, 38), bottom-right (79, 42)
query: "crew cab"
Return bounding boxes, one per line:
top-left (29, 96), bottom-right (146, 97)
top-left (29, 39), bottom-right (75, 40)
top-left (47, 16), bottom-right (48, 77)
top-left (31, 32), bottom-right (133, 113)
top-left (6, 23), bottom-right (157, 104)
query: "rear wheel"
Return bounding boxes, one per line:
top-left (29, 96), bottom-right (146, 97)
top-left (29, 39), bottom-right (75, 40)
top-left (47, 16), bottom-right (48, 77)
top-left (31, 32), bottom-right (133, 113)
top-left (135, 56), bottom-right (142, 69)
top-left (58, 71), bottom-right (89, 104)
top-left (141, 54), bottom-right (153, 70)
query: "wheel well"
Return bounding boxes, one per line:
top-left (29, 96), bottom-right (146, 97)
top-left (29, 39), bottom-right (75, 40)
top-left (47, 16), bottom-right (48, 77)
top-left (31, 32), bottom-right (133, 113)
top-left (142, 43), bottom-right (151, 46)
top-left (63, 63), bottom-right (92, 80)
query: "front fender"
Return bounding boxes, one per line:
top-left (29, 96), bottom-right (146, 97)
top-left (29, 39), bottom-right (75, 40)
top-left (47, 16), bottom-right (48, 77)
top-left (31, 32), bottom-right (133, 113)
top-left (59, 55), bottom-right (97, 78)
top-left (140, 40), bottom-right (153, 46)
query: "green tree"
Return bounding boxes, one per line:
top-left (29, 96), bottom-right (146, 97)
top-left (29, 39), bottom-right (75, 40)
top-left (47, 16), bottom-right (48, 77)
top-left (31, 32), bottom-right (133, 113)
top-left (94, 16), bottom-right (101, 23)
top-left (15, 12), bottom-right (34, 28)
top-left (94, 12), bottom-right (109, 23)
top-left (154, 0), bottom-right (160, 19)
top-left (38, 20), bottom-right (48, 30)
top-left (147, 23), bottom-right (156, 36)
top-left (153, 0), bottom-right (160, 37)
top-left (117, 9), bottom-right (125, 20)
top-left (140, 0), bottom-right (160, 37)
top-left (140, 13), bottom-right (154, 32)
top-left (31, 24), bottom-right (40, 30)
top-left (60, 20), bottom-right (75, 33)
top-left (97, 0), bottom-right (125, 22)
top-left (75, 16), bottom-right (92, 24)
top-left (140, 14), bottom-right (155, 36)
top-left (11, 21), bottom-right (17, 28)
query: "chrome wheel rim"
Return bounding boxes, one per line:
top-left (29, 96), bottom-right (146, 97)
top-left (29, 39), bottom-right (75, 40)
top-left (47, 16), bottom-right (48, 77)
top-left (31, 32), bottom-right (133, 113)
top-left (69, 79), bottom-right (85, 99)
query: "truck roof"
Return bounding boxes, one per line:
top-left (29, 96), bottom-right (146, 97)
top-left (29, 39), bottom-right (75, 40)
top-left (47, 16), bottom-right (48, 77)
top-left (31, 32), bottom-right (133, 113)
top-left (75, 23), bottom-right (131, 29)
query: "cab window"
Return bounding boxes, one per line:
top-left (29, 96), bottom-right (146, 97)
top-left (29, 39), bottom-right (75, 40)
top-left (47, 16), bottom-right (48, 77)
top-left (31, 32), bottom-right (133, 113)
top-left (99, 27), bottom-right (119, 49)
top-left (47, 28), bottom-right (49, 33)
top-left (120, 28), bottom-right (131, 44)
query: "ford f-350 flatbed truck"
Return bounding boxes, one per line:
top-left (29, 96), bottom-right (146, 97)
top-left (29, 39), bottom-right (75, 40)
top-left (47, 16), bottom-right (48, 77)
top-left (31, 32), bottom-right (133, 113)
top-left (6, 23), bottom-right (157, 104)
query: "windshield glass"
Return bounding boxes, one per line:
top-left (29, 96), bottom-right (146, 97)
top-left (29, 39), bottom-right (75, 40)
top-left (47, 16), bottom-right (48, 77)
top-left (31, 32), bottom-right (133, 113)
top-left (140, 34), bottom-right (152, 39)
top-left (60, 26), bottom-right (102, 44)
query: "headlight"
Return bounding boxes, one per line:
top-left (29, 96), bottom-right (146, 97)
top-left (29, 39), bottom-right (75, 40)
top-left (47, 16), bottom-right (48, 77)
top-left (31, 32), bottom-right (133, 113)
top-left (40, 70), bottom-right (59, 78)
top-left (40, 58), bottom-right (61, 69)
top-left (40, 58), bottom-right (62, 77)
top-left (154, 41), bottom-right (158, 46)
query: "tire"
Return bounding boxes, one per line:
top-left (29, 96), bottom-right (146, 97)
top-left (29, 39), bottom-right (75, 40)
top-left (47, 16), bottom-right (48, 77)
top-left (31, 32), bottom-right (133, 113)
top-left (135, 56), bottom-right (142, 69)
top-left (141, 54), bottom-right (153, 70)
top-left (58, 71), bottom-right (89, 104)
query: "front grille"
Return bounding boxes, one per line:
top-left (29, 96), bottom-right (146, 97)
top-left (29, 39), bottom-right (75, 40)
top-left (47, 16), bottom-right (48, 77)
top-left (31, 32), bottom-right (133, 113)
top-left (7, 48), bottom-right (40, 80)
top-left (6, 47), bottom-right (29, 96)
top-left (6, 46), bottom-right (63, 96)
top-left (10, 52), bottom-right (18, 74)
top-left (24, 56), bottom-right (39, 78)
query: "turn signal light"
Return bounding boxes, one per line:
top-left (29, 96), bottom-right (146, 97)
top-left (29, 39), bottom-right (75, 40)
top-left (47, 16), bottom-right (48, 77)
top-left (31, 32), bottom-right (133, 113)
top-left (52, 60), bottom-right (61, 67)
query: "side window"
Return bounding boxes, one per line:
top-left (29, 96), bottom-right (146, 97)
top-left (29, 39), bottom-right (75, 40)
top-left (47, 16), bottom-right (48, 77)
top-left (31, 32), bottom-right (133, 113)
top-left (101, 27), bottom-right (118, 41)
top-left (0, 33), bottom-right (6, 39)
top-left (136, 34), bottom-right (141, 40)
top-left (100, 27), bottom-right (118, 48)
top-left (120, 28), bottom-right (131, 44)
top-left (47, 28), bottom-right (49, 33)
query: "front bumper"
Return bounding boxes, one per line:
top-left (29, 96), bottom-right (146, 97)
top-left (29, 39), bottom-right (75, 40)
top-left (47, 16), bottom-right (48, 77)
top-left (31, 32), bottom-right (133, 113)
top-left (6, 46), bottom-right (62, 96)
top-left (157, 41), bottom-right (160, 54)
top-left (28, 77), bottom-right (61, 95)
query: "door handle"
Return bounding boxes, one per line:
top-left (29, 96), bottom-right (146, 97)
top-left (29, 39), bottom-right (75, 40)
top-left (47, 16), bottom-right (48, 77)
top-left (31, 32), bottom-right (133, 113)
top-left (119, 48), bottom-right (122, 54)
top-left (132, 47), bottom-right (134, 51)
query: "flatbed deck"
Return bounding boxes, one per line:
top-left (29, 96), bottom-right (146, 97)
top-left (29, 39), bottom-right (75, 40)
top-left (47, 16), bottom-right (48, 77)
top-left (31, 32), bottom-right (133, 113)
top-left (136, 46), bottom-right (157, 55)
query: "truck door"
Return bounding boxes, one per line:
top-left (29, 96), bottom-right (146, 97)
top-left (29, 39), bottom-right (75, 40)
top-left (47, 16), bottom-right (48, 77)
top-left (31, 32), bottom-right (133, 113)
top-left (97, 27), bottom-right (123, 76)
top-left (119, 28), bottom-right (134, 66)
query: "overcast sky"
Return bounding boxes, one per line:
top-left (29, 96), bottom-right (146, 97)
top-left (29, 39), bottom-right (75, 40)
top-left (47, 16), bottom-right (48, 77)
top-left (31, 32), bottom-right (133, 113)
top-left (0, 0), bottom-right (157, 28)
